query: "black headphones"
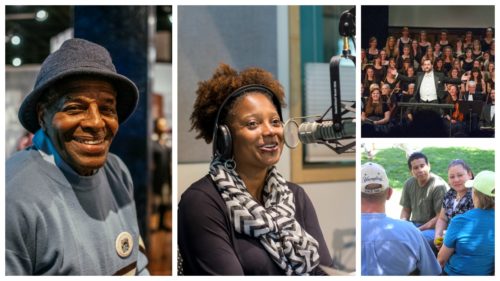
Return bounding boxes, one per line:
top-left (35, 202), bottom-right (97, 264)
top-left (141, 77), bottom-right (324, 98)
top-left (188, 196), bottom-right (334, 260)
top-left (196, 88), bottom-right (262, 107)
top-left (212, 84), bottom-right (283, 160)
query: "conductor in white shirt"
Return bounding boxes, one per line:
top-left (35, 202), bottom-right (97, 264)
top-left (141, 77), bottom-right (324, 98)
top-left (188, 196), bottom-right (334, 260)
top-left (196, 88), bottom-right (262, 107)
top-left (391, 59), bottom-right (466, 103)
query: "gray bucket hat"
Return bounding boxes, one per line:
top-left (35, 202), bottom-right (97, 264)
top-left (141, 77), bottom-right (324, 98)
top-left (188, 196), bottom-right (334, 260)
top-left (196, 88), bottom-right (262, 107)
top-left (18, 38), bottom-right (139, 133)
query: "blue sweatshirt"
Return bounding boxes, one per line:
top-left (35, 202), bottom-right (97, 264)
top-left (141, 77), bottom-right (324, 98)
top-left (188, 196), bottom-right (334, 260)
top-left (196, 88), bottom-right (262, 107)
top-left (6, 130), bottom-right (149, 275)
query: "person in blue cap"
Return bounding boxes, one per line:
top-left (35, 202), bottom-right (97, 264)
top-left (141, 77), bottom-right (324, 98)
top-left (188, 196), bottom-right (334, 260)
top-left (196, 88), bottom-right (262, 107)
top-left (6, 38), bottom-right (149, 275)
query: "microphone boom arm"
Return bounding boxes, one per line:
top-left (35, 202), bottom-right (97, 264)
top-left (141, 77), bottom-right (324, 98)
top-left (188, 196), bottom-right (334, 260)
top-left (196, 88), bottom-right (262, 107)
top-left (324, 7), bottom-right (356, 154)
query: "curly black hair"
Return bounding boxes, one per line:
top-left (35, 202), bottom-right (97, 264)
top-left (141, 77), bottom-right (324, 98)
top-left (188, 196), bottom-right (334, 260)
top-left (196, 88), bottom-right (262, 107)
top-left (190, 63), bottom-right (286, 143)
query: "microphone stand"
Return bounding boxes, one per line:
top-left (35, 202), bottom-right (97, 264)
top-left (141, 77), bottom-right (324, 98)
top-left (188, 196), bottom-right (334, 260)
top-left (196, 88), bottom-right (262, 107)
top-left (326, 7), bottom-right (356, 154)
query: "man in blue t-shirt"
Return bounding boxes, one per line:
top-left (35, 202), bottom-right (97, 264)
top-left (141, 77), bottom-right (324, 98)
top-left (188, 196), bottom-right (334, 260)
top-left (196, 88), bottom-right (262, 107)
top-left (361, 162), bottom-right (441, 276)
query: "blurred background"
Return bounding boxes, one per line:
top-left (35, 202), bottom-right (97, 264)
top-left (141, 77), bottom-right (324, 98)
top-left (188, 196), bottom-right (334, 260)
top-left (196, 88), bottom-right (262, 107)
top-left (5, 5), bottom-right (173, 275)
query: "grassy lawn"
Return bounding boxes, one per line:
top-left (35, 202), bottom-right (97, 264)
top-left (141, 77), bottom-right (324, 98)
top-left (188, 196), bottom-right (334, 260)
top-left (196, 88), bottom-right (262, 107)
top-left (361, 146), bottom-right (495, 190)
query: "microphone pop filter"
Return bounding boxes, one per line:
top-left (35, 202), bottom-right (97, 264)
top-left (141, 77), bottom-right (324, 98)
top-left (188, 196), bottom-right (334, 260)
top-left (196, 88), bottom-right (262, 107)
top-left (283, 119), bottom-right (300, 148)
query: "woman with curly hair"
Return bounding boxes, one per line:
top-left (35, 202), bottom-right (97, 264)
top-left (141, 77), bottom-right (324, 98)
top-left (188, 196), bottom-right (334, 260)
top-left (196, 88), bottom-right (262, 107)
top-left (178, 63), bottom-right (333, 275)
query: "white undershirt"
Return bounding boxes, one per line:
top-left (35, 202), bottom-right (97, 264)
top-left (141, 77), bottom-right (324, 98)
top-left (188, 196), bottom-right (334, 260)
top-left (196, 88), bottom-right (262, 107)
top-left (453, 198), bottom-right (460, 210)
top-left (420, 71), bottom-right (438, 101)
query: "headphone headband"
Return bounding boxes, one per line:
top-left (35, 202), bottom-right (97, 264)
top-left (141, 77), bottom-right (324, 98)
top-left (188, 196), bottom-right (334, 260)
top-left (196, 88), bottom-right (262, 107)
top-left (211, 84), bottom-right (283, 159)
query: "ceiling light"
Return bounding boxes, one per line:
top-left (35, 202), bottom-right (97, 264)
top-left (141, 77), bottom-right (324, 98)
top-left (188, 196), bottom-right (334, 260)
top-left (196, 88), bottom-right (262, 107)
top-left (35, 10), bottom-right (48, 22)
top-left (11, 35), bottom-right (21, 45)
top-left (12, 57), bottom-right (22, 67)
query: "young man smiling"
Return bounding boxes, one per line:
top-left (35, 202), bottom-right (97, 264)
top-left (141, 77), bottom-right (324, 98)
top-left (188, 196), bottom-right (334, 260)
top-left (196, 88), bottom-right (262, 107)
top-left (6, 38), bottom-right (149, 275)
top-left (400, 152), bottom-right (449, 251)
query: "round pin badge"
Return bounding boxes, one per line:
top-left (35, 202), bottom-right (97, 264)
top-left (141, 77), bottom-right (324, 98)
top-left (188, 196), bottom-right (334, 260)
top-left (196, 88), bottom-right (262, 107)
top-left (115, 232), bottom-right (134, 258)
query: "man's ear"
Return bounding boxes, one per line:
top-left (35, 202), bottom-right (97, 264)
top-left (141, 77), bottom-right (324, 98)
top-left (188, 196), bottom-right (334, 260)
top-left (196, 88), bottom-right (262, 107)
top-left (36, 104), bottom-right (46, 131)
top-left (386, 187), bottom-right (393, 200)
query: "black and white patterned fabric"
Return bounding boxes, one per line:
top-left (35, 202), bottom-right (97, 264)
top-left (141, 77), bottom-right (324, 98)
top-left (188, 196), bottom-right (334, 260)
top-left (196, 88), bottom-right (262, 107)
top-left (209, 160), bottom-right (320, 275)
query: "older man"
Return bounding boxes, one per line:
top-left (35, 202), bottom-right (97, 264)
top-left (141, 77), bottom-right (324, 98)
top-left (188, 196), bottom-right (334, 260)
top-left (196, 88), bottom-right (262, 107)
top-left (6, 38), bottom-right (149, 275)
top-left (462, 80), bottom-right (485, 101)
top-left (361, 162), bottom-right (441, 275)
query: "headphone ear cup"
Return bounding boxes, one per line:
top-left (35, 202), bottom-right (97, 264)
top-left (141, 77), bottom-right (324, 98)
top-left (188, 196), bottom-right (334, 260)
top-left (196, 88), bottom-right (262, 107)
top-left (216, 125), bottom-right (232, 160)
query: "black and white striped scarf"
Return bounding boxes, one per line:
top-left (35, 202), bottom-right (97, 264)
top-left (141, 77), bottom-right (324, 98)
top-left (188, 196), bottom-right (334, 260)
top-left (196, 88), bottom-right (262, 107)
top-left (209, 160), bottom-right (320, 275)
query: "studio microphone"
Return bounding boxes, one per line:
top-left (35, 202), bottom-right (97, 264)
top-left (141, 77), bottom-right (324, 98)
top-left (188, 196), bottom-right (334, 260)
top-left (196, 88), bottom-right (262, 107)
top-left (284, 116), bottom-right (355, 149)
top-left (283, 7), bottom-right (356, 154)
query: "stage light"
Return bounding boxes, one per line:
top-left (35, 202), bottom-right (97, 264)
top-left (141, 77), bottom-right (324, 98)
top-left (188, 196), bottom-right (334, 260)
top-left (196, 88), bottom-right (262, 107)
top-left (12, 57), bottom-right (22, 67)
top-left (35, 10), bottom-right (48, 22)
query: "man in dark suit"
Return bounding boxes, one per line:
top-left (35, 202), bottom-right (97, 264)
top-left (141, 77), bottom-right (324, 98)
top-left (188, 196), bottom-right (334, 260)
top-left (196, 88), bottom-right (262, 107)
top-left (462, 81), bottom-right (486, 102)
top-left (479, 89), bottom-right (495, 128)
top-left (391, 58), bottom-right (465, 103)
